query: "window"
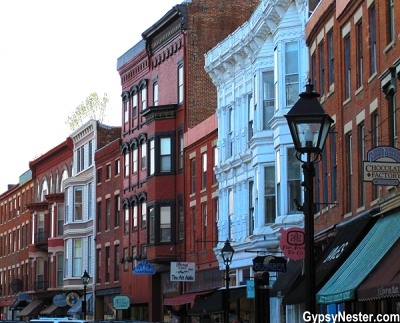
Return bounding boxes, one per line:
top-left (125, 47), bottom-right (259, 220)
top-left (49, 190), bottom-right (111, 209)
top-left (124, 98), bottom-right (129, 123)
top-left (74, 186), bottom-right (83, 221)
top-left (387, 0), bottom-right (394, 43)
top-left (141, 202), bottom-right (147, 228)
top-left (88, 236), bottom-right (92, 275)
top-left (178, 64), bottom-right (184, 104)
top-left (115, 194), bottom-right (120, 227)
top-left (124, 207), bottom-right (129, 233)
top-left (356, 20), bottom-right (363, 88)
top-left (149, 206), bottom-right (155, 244)
top-left (262, 71), bottom-right (274, 130)
top-left (96, 249), bottom-right (101, 283)
top-left (106, 164), bottom-right (111, 180)
top-left (318, 40), bottom-right (325, 95)
top-left (201, 152), bottom-right (207, 189)
top-left (149, 139), bottom-right (155, 175)
top-left (249, 181), bottom-right (254, 235)
top-left (369, 4), bottom-right (376, 75)
top-left (132, 148), bottom-right (138, 173)
top-left (178, 199), bottom-right (184, 240)
top-left (213, 146), bottom-right (218, 184)
top-left (97, 168), bottom-right (102, 183)
top-left (285, 42), bottom-right (299, 106)
top-left (265, 165), bottom-right (276, 223)
top-left (97, 201), bottom-right (102, 232)
top-left (228, 189), bottom-right (234, 240)
top-left (141, 87), bottom-right (147, 111)
top-left (89, 140), bottom-right (93, 167)
top-left (160, 206), bottom-right (171, 242)
top-left (190, 158), bottom-right (196, 194)
top-left (228, 107), bottom-right (234, 157)
top-left (160, 138), bottom-right (172, 172)
top-left (390, 96), bottom-right (397, 147)
top-left (132, 204), bottom-right (138, 230)
top-left (88, 182), bottom-right (92, 220)
top-left (358, 124), bottom-right (366, 207)
top-left (124, 151), bottom-right (129, 177)
top-left (115, 159), bottom-right (120, 175)
top-left (56, 254), bottom-right (63, 287)
top-left (330, 130), bottom-right (337, 202)
top-left (57, 203), bottom-right (64, 236)
top-left (372, 114), bottom-right (379, 199)
top-left (327, 30), bottom-right (334, 87)
top-left (178, 132), bottom-right (184, 170)
top-left (37, 258), bottom-right (44, 290)
top-left (73, 238), bottom-right (82, 277)
top-left (132, 246), bottom-right (137, 268)
top-left (132, 93), bottom-right (138, 119)
top-left (344, 34), bottom-right (351, 99)
top-left (346, 133), bottom-right (353, 213)
top-left (114, 245), bottom-right (119, 281)
top-left (141, 143), bottom-right (147, 170)
top-left (202, 203), bottom-right (207, 249)
top-left (287, 148), bottom-right (301, 214)
top-left (76, 146), bottom-right (85, 173)
top-left (106, 198), bottom-right (111, 230)
top-left (105, 246), bottom-right (110, 282)
top-left (153, 82), bottom-right (158, 106)
top-left (123, 248), bottom-right (129, 272)
top-left (248, 93), bottom-right (254, 139)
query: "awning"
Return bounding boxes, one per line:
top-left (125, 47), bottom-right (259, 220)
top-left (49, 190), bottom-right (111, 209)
top-left (358, 239), bottom-right (400, 300)
top-left (283, 211), bottom-right (374, 305)
top-left (164, 290), bottom-right (212, 306)
top-left (317, 212), bottom-right (400, 304)
top-left (67, 293), bottom-right (93, 315)
top-left (188, 287), bottom-right (246, 316)
top-left (10, 292), bottom-right (33, 310)
top-left (17, 299), bottom-right (43, 317)
top-left (40, 303), bottom-right (69, 316)
top-left (270, 260), bottom-right (303, 298)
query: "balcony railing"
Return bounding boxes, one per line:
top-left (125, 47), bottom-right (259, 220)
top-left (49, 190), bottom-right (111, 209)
top-left (31, 280), bottom-right (48, 291)
top-left (34, 231), bottom-right (50, 244)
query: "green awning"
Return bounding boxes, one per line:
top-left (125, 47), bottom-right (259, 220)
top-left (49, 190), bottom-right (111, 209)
top-left (317, 212), bottom-right (400, 304)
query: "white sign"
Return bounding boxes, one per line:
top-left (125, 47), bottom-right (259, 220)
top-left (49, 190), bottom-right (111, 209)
top-left (170, 262), bottom-right (195, 282)
top-left (364, 146), bottom-right (400, 186)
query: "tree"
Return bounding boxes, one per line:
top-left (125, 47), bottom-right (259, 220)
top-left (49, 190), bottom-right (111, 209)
top-left (65, 92), bottom-right (109, 132)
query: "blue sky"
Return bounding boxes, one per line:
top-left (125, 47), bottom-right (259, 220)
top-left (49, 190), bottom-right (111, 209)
top-left (0, 0), bottom-right (179, 192)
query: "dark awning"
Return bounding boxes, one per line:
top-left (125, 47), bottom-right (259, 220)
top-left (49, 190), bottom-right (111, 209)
top-left (317, 212), bottom-right (400, 304)
top-left (67, 293), bottom-right (93, 315)
top-left (164, 290), bottom-right (212, 306)
top-left (283, 210), bottom-right (375, 305)
top-left (40, 303), bottom-right (69, 316)
top-left (187, 287), bottom-right (245, 316)
top-left (10, 292), bottom-right (33, 310)
top-left (270, 260), bottom-right (303, 298)
top-left (17, 299), bottom-right (43, 317)
top-left (357, 239), bottom-right (400, 300)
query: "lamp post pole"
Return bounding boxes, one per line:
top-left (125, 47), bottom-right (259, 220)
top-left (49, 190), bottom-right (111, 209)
top-left (81, 270), bottom-right (90, 320)
top-left (221, 240), bottom-right (234, 323)
top-left (284, 83), bottom-right (333, 314)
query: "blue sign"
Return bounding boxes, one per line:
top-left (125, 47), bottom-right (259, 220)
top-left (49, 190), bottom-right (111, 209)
top-left (133, 261), bottom-right (155, 275)
top-left (246, 280), bottom-right (255, 299)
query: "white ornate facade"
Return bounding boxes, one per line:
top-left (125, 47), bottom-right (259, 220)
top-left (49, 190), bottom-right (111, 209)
top-left (205, 0), bottom-right (309, 321)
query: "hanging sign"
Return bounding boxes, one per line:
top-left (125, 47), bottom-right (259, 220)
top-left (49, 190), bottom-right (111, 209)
top-left (113, 295), bottom-right (130, 309)
top-left (279, 227), bottom-right (305, 260)
top-left (170, 262), bottom-right (195, 282)
top-left (363, 146), bottom-right (400, 186)
top-left (133, 261), bottom-right (155, 274)
top-left (252, 255), bottom-right (287, 273)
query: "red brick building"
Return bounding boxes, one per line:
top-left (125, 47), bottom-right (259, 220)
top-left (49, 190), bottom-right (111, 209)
top-left (94, 136), bottom-right (122, 320)
top-left (306, 0), bottom-right (400, 232)
top-left (116, 1), bottom-right (259, 321)
top-left (0, 174), bottom-right (33, 320)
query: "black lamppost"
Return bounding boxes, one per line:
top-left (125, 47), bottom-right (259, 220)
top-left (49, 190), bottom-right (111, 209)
top-left (221, 240), bottom-right (235, 323)
top-left (81, 270), bottom-right (90, 320)
top-left (284, 83), bottom-right (333, 314)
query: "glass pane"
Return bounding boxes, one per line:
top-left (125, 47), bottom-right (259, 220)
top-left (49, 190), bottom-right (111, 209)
top-left (160, 138), bottom-right (171, 155)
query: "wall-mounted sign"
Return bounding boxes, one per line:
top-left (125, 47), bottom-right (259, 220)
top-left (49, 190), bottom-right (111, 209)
top-left (279, 227), bottom-right (305, 260)
top-left (364, 146), bottom-right (400, 186)
top-left (113, 295), bottom-right (130, 309)
top-left (246, 280), bottom-right (255, 299)
top-left (133, 261), bottom-right (155, 274)
top-left (170, 262), bottom-right (195, 282)
top-left (66, 292), bottom-right (80, 306)
top-left (252, 255), bottom-right (287, 273)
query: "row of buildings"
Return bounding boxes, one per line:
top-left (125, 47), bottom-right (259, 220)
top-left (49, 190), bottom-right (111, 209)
top-left (0, 0), bottom-right (399, 322)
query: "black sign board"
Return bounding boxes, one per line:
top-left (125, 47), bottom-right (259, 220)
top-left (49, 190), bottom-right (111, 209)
top-left (252, 255), bottom-right (287, 273)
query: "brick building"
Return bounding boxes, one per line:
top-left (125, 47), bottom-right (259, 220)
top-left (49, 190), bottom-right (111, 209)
top-left (116, 1), bottom-right (259, 321)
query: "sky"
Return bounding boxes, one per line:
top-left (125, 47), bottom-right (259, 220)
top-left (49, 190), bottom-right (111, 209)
top-left (0, 0), bottom-right (180, 193)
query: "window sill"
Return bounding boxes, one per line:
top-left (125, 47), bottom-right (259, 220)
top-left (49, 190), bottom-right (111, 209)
top-left (368, 72), bottom-right (377, 84)
top-left (355, 86), bottom-right (363, 96)
top-left (342, 97), bottom-right (351, 106)
top-left (383, 41), bottom-right (395, 54)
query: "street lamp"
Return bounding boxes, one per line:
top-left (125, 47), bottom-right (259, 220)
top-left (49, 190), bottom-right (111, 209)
top-left (81, 270), bottom-right (90, 320)
top-left (284, 83), bottom-right (333, 314)
top-left (221, 240), bottom-right (234, 323)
